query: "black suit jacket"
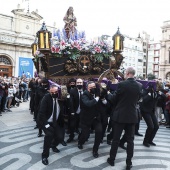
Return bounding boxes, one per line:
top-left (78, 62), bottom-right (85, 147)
top-left (112, 78), bottom-right (142, 124)
top-left (80, 90), bottom-right (100, 127)
top-left (139, 88), bottom-right (158, 113)
top-left (37, 93), bottom-right (65, 128)
top-left (70, 87), bottom-right (83, 114)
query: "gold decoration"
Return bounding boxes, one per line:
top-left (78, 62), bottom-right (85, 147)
top-left (40, 33), bottom-right (45, 48)
top-left (115, 36), bottom-right (120, 50)
top-left (98, 53), bottom-right (124, 84)
top-left (78, 55), bottom-right (92, 73)
top-left (64, 59), bottom-right (77, 73)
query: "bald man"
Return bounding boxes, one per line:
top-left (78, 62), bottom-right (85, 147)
top-left (107, 67), bottom-right (142, 170)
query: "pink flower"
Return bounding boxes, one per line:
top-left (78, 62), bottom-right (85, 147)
top-left (76, 45), bottom-right (81, 50)
top-left (34, 50), bottom-right (40, 56)
top-left (60, 40), bottom-right (66, 46)
top-left (55, 47), bottom-right (60, 53)
top-left (94, 46), bottom-right (102, 53)
top-left (71, 40), bottom-right (79, 48)
top-left (51, 46), bottom-right (55, 53)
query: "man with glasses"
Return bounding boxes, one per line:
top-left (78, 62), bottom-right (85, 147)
top-left (38, 84), bottom-right (65, 165)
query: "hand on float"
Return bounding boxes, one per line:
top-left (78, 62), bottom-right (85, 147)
top-left (102, 98), bottom-right (107, 104)
top-left (95, 96), bottom-right (99, 102)
top-left (148, 92), bottom-right (151, 96)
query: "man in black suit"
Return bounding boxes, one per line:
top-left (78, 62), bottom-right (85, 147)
top-left (34, 78), bottom-right (49, 137)
top-left (37, 84), bottom-right (65, 165)
top-left (107, 67), bottom-right (142, 170)
top-left (139, 84), bottom-right (159, 147)
top-left (67, 78), bottom-right (83, 143)
top-left (78, 81), bottom-right (102, 158)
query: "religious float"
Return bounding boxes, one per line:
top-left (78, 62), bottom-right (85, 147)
top-left (31, 7), bottom-right (158, 96)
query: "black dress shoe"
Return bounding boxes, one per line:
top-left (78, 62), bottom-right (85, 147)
top-left (52, 147), bottom-right (60, 153)
top-left (149, 142), bottom-right (156, 146)
top-left (78, 143), bottom-right (83, 149)
top-left (135, 132), bottom-right (143, 136)
top-left (37, 133), bottom-right (43, 137)
top-left (93, 151), bottom-right (99, 158)
top-left (143, 141), bottom-right (150, 147)
top-left (61, 141), bottom-right (67, 146)
top-left (42, 158), bottom-right (48, 165)
top-left (67, 138), bottom-right (73, 143)
top-left (126, 164), bottom-right (132, 170)
top-left (75, 129), bottom-right (80, 134)
top-left (119, 143), bottom-right (127, 150)
top-left (107, 158), bottom-right (114, 166)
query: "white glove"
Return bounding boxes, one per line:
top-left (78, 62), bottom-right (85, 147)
top-left (95, 96), bottom-right (99, 102)
top-left (159, 91), bottom-right (162, 95)
top-left (102, 99), bottom-right (107, 104)
top-left (148, 92), bottom-right (151, 96)
top-left (107, 91), bottom-right (110, 94)
top-left (67, 94), bottom-right (70, 98)
top-left (71, 113), bottom-right (75, 115)
top-left (45, 124), bottom-right (50, 128)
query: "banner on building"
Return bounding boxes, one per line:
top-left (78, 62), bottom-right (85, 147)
top-left (18, 57), bottom-right (33, 78)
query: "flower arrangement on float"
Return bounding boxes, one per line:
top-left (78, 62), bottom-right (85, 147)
top-left (35, 29), bottom-right (113, 62)
top-left (50, 39), bottom-right (112, 61)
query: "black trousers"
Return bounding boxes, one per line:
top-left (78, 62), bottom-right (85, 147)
top-left (30, 92), bottom-right (35, 112)
top-left (135, 109), bottom-right (141, 134)
top-left (42, 123), bottom-right (64, 158)
top-left (100, 113), bottom-right (108, 139)
top-left (109, 122), bottom-right (135, 165)
top-left (69, 113), bottom-right (80, 139)
top-left (79, 118), bottom-right (102, 152)
top-left (141, 112), bottom-right (159, 143)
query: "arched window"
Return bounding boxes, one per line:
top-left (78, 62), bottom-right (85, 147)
top-left (166, 72), bottom-right (170, 80)
top-left (0, 55), bottom-right (12, 65)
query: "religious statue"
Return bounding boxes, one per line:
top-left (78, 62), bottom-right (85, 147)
top-left (63, 7), bottom-right (77, 39)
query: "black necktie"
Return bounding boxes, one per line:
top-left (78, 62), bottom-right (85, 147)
top-left (79, 91), bottom-right (82, 104)
top-left (53, 98), bottom-right (57, 127)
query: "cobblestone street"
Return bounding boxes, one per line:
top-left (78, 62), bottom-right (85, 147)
top-left (0, 101), bottom-right (170, 170)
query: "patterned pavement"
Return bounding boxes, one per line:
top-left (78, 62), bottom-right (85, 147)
top-left (0, 101), bottom-right (170, 170)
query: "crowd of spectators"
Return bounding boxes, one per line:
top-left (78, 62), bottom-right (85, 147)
top-left (0, 76), bottom-right (30, 116)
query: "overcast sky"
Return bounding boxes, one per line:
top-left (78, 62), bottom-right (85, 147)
top-left (1, 0), bottom-right (170, 41)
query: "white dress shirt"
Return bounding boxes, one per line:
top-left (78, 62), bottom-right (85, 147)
top-left (48, 98), bottom-right (60, 122)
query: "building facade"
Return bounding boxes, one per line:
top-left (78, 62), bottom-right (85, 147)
top-left (159, 20), bottom-right (170, 80)
top-left (148, 42), bottom-right (161, 78)
top-left (123, 35), bottom-right (144, 77)
top-left (0, 5), bottom-right (56, 78)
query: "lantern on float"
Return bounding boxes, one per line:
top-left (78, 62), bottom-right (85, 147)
top-left (31, 38), bottom-right (38, 57)
top-left (112, 27), bottom-right (124, 52)
top-left (36, 22), bottom-right (52, 53)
